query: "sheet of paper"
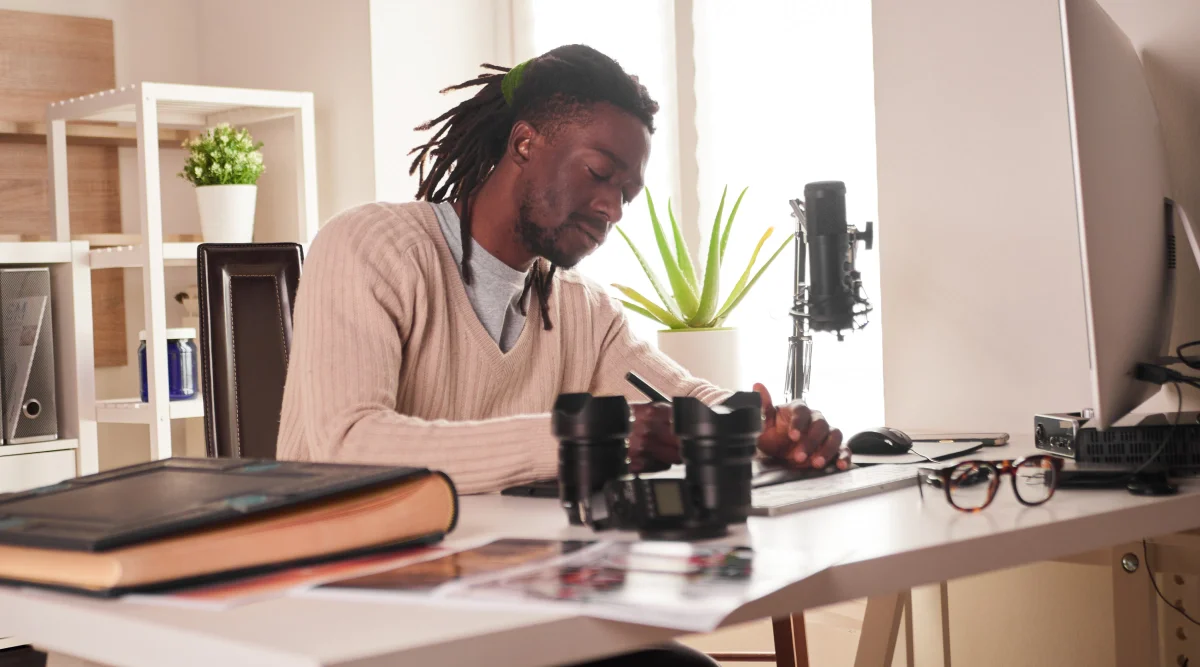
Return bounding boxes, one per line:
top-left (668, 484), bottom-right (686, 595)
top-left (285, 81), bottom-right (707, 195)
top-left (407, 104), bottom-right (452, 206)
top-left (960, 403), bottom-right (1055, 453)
top-left (309, 538), bottom-right (593, 595)
top-left (303, 538), bottom-right (843, 632)
top-left (121, 544), bottom-right (450, 611)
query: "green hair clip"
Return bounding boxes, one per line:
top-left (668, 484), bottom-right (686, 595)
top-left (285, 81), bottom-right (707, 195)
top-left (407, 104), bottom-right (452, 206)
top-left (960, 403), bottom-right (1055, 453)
top-left (502, 60), bottom-right (530, 106)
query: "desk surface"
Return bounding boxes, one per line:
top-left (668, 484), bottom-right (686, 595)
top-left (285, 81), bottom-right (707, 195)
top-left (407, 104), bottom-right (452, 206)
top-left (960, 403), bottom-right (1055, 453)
top-left (3, 444), bottom-right (1200, 667)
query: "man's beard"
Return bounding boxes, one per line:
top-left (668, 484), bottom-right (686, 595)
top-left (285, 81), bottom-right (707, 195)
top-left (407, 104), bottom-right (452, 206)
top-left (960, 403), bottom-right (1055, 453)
top-left (516, 190), bottom-right (583, 269)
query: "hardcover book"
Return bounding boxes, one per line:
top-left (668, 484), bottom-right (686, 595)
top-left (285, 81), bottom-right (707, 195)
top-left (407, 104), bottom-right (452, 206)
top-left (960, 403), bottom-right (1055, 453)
top-left (0, 457), bottom-right (459, 596)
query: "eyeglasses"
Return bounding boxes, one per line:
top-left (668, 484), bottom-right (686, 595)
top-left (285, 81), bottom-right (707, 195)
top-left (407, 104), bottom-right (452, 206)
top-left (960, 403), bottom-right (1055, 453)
top-left (917, 455), bottom-right (1064, 512)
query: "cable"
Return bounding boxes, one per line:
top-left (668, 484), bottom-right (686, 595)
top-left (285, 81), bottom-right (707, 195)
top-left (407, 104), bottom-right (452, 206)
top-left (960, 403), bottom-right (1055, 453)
top-left (1143, 538), bottom-right (1200, 628)
top-left (1179, 341), bottom-right (1200, 371)
top-left (1129, 339), bottom-right (1200, 477)
top-left (1128, 350), bottom-right (1200, 632)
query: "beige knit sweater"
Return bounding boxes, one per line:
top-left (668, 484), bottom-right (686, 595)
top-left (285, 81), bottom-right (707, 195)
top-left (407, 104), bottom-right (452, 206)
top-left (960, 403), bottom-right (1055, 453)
top-left (276, 201), bottom-right (731, 494)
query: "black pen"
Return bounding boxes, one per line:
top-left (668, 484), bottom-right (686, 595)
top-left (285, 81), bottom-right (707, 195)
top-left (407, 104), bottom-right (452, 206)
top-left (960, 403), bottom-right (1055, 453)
top-left (625, 371), bottom-right (670, 403)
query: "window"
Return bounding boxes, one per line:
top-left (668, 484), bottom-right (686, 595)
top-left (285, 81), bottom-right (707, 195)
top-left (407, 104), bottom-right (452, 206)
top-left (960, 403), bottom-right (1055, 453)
top-left (515, 1), bottom-right (882, 430)
top-left (692, 0), bottom-right (882, 430)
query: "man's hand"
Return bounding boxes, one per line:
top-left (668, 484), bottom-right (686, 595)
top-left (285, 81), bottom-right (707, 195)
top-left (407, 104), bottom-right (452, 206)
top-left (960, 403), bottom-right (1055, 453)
top-left (627, 387), bottom-right (849, 473)
top-left (753, 383), bottom-right (849, 470)
top-left (628, 403), bottom-right (680, 473)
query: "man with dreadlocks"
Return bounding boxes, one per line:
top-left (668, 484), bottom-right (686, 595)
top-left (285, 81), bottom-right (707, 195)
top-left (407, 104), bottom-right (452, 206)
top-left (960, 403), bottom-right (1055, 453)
top-left (278, 43), bottom-right (847, 504)
top-left (278, 42), bottom-right (846, 667)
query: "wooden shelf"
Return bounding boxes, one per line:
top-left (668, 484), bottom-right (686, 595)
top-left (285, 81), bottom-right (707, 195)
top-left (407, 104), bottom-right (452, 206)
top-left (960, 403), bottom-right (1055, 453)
top-left (0, 120), bottom-right (192, 148)
top-left (96, 397), bottom-right (204, 424)
top-left (0, 439), bottom-right (79, 457)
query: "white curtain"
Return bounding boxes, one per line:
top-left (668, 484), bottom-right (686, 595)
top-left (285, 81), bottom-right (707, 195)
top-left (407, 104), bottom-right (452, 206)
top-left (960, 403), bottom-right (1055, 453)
top-left (516, 0), bottom-right (882, 432)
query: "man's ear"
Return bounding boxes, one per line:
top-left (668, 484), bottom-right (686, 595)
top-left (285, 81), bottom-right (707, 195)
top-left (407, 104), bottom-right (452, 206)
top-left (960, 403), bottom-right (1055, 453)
top-left (507, 120), bottom-right (538, 166)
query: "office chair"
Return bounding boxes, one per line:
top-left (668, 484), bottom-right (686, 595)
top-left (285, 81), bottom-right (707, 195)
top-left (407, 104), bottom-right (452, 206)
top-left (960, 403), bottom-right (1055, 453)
top-left (196, 243), bottom-right (304, 460)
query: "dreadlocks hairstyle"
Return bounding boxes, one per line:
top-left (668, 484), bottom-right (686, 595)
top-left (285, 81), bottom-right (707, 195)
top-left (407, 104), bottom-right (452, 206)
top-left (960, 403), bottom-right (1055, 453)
top-left (408, 44), bottom-right (659, 331)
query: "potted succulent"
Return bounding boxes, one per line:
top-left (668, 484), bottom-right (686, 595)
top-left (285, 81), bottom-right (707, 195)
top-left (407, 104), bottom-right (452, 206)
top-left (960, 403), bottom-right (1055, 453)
top-left (178, 123), bottom-right (265, 243)
top-left (612, 186), bottom-right (793, 389)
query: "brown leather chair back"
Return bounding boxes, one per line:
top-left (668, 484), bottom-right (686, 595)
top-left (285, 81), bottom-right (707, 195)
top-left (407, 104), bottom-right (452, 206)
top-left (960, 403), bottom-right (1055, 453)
top-left (196, 243), bottom-right (304, 459)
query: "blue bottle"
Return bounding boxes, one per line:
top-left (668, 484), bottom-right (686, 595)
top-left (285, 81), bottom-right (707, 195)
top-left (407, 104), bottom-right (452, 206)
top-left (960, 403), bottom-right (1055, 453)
top-left (139, 328), bottom-right (198, 402)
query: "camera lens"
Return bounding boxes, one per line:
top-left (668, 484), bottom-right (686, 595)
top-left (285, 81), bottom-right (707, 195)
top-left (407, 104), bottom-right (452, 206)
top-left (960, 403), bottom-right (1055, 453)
top-left (552, 393), bottom-right (630, 527)
top-left (674, 392), bottom-right (763, 524)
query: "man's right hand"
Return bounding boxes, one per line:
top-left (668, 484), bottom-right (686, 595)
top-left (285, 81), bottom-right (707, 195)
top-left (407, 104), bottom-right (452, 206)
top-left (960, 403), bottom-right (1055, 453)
top-left (628, 403), bottom-right (680, 473)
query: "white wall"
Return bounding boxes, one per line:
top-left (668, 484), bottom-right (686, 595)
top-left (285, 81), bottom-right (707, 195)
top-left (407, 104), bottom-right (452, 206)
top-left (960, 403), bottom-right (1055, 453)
top-left (0, 0), bottom-right (199, 86)
top-left (368, 0), bottom-right (510, 204)
top-left (197, 0), bottom-right (377, 233)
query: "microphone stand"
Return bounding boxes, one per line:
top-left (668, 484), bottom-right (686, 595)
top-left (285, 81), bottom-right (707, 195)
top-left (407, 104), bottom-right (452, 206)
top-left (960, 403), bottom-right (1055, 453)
top-left (785, 199), bottom-right (811, 404)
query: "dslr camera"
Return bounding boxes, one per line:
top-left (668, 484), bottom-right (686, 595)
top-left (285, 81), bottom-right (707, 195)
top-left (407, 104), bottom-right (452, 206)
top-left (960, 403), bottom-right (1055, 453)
top-left (552, 391), bottom-right (762, 540)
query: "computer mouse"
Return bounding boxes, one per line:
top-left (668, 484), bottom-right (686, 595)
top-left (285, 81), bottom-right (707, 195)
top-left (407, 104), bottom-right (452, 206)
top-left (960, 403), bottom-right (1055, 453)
top-left (847, 427), bottom-right (914, 455)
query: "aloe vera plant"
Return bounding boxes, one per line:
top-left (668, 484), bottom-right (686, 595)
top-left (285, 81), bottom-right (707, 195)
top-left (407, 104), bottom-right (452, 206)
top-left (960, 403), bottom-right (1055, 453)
top-left (612, 186), bottom-right (793, 330)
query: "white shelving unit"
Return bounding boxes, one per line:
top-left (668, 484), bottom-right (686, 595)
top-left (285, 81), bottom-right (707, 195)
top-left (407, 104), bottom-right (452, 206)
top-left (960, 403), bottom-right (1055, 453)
top-left (46, 82), bottom-right (318, 462)
top-left (0, 241), bottom-right (97, 491)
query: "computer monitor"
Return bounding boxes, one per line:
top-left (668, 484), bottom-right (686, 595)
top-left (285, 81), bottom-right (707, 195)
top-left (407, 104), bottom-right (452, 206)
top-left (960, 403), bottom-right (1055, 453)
top-left (1059, 0), bottom-right (1176, 429)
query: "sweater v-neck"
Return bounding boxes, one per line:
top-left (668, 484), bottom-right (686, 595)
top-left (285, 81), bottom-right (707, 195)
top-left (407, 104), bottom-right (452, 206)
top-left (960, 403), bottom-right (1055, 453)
top-left (413, 202), bottom-right (540, 363)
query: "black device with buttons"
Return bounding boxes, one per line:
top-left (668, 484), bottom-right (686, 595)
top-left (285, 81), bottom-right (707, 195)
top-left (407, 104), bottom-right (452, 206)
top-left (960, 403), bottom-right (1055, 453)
top-left (591, 474), bottom-right (728, 540)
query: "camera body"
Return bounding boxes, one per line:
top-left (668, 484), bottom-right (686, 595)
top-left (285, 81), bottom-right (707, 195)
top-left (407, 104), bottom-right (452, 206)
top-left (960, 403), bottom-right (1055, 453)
top-left (595, 474), bottom-right (729, 540)
top-left (553, 391), bottom-right (763, 541)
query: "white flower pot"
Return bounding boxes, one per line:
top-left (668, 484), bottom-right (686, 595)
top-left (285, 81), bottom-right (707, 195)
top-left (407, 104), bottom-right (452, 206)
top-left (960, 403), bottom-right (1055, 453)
top-left (195, 184), bottom-right (257, 243)
top-left (656, 328), bottom-right (741, 391)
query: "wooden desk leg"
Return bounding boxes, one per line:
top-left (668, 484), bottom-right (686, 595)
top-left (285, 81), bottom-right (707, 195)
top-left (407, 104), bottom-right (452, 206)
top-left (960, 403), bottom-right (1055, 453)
top-left (854, 592), bottom-right (906, 667)
top-left (771, 614), bottom-right (809, 667)
top-left (903, 590), bottom-right (915, 667)
top-left (1112, 542), bottom-right (1160, 666)
top-left (909, 582), bottom-right (951, 667)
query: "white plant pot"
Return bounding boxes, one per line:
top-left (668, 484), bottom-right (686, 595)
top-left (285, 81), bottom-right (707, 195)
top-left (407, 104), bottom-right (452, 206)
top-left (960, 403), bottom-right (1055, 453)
top-left (656, 328), bottom-right (741, 391)
top-left (195, 184), bottom-right (257, 243)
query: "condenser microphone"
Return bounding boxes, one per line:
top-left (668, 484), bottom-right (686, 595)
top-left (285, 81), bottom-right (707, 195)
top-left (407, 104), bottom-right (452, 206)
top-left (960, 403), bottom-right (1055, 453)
top-left (785, 180), bottom-right (875, 402)
top-left (803, 181), bottom-right (873, 339)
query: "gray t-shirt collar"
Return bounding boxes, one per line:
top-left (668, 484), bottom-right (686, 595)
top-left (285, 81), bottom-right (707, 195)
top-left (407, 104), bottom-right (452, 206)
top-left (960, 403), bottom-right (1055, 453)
top-left (431, 201), bottom-right (530, 352)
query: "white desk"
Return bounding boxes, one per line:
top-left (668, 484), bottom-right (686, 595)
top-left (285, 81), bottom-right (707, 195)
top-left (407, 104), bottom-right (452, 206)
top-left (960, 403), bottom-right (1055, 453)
top-left (2, 444), bottom-right (1199, 667)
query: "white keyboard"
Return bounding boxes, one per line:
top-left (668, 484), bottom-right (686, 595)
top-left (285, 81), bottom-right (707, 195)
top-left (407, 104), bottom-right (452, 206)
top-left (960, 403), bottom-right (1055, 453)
top-left (750, 464), bottom-right (919, 516)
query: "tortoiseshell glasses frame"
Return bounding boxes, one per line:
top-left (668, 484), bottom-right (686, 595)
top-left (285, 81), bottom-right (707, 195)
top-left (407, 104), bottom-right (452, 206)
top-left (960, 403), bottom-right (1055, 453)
top-left (917, 455), bottom-right (1064, 512)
